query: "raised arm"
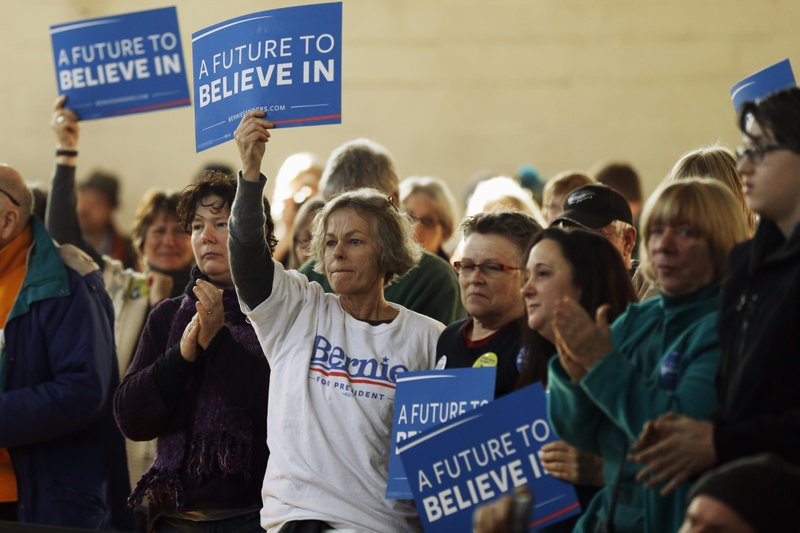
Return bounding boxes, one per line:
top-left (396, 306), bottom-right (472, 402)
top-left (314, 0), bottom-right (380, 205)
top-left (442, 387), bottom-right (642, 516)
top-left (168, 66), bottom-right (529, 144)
top-left (46, 95), bottom-right (104, 267)
top-left (228, 110), bottom-right (276, 310)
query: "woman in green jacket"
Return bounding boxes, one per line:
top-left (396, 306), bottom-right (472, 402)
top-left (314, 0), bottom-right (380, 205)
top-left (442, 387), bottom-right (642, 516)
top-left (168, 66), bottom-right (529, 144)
top-left (547, 179), bottom-right (749, 532)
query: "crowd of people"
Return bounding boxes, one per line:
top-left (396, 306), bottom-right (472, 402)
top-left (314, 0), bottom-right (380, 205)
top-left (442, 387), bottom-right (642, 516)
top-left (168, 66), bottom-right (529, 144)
top-left (0, 84), bottom-right (799, 533)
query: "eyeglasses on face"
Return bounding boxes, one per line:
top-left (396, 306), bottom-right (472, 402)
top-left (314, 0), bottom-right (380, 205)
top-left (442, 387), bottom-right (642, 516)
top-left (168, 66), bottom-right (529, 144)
top-left (735, 143), bottom-right (791, 165)
top-left (0, 187), bottom-right (20, 207)
top-left (408, 212), bottom-right (439, 229)
top-left (453, 261), bottom-right (522, 277)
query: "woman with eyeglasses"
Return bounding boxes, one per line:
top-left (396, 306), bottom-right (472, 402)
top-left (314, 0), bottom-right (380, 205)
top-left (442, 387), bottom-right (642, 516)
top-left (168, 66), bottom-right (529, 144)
top-left (437, 212), bottom-right (541, 397)
top-left (400, 176), bottom-right (459, 261)
top-left (286, 196), bottom-right (324, 270)
top-left (630, 87), bottom-right (800, 504)
top-left (473, 228), bottom-right (637, 533)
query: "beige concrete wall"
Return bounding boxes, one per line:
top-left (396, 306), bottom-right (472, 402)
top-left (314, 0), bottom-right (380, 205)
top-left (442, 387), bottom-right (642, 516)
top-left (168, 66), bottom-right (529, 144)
top-left (2, 0), bottom-right (798, 228)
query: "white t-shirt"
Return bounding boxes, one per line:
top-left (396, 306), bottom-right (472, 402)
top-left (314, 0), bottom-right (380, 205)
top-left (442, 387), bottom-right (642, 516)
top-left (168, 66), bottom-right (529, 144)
top-left (244, 261), bottom-right (444, 532)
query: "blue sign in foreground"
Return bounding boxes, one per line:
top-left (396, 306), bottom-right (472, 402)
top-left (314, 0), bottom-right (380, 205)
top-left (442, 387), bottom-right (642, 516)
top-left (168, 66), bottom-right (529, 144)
top-left (398, 383), bottom-right (580, 532)
top-left (50, 7), bottom-right (190, 120)
top-left (387, 368), bottom-right (496, 499)
top-left (192, 2), bottom-right (342, 152)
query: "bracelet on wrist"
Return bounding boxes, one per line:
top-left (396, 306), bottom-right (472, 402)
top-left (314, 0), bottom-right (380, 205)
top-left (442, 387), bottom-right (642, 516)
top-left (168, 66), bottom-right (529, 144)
top-left (56, 148), bottom-right (78, 157)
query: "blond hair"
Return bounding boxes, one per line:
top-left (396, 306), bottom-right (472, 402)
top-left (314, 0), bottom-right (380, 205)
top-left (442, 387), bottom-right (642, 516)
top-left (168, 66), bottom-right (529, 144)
top-left (466, 176), bottom-right (546, 227)
top-left (667, 146), bottom-right (756, 233)
top-left (639, 178), bottom-right (750, 285)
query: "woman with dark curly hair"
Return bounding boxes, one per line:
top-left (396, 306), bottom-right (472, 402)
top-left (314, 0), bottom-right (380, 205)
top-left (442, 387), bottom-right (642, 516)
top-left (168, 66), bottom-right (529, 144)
top-left (114, 172), bottom-right (275, 533)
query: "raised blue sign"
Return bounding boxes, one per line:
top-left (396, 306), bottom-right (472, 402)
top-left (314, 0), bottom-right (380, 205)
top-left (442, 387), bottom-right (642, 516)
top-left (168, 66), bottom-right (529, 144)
top-left (398, 383), bottom-right (580, 532)
top-left (191, 2), bottom-right (342, 152)
top-left (387, 368), bottom-right (496, 499)
top-left (731, 59), bottom-right (796, 114)
top-left (50, 7), bottom-right (190, 120)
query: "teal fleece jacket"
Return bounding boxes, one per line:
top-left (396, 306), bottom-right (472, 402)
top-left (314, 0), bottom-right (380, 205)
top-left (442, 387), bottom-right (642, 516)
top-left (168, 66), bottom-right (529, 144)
top-left (548, 283), bottom-right (721, 533)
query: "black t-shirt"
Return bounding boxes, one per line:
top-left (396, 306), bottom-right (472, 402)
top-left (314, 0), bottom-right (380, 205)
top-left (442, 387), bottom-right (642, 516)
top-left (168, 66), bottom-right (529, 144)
top-left (437, 317), bottom-right (525, 398)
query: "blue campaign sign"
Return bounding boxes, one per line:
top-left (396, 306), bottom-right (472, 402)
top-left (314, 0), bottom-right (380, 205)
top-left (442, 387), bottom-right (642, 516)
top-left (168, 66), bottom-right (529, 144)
top-left (398, 383), bottom-right (580, 532)
top-left (730, 59), bottom-right (796, 114)
top-left (387, 368), bottom-right (496, 499)
top-left (191, 2), bottom-right (342, 152)
top-left (50, 7), bottom-right (190, 120)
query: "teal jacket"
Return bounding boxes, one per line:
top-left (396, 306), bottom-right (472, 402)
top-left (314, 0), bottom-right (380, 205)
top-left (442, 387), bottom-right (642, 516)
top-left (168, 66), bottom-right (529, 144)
top-left (548, 283), bottom-right (721, 533)
top-left (299, 250), bottom-right (466, 325)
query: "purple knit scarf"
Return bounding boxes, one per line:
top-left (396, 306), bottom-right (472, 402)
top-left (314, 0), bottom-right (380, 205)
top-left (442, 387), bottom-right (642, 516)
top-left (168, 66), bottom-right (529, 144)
top-left (129, 268), bottom-right (263, 513)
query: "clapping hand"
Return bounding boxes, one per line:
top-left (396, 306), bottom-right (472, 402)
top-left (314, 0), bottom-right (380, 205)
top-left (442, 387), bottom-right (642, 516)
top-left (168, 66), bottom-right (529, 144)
top-left (552, 297), bottom-right (613, 382)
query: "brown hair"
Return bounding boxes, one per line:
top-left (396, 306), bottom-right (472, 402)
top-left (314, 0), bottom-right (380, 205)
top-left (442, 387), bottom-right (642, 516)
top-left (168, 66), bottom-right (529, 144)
top-left (594, 161), bottom-right (642, 203)
top-left (178, 170), bottom-right (277, 252)
top-left (131, 189), bottom-right (180, 257)
top-left (542, 171), bottom-right (593, 211)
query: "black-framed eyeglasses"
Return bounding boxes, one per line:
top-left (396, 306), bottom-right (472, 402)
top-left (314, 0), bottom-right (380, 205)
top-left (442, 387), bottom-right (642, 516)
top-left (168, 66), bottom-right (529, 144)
top-left (0, 187), bottom-right (20, 207)
top-left (735, 143), bottom-right (791, 165)
top-left (453, 261), bottom-right (522, 277)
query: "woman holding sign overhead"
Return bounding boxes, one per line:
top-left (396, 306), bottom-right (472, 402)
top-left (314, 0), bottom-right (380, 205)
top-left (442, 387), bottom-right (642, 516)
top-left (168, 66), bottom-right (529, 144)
top-left (229, 110), bottom-right (443, 532)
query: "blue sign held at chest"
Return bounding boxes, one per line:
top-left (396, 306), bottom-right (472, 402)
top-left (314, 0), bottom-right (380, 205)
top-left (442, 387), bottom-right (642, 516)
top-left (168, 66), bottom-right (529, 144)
top-left (398, 383), bottom-right (580, 531)
top-left (387, 367), bottom-right (496, 499)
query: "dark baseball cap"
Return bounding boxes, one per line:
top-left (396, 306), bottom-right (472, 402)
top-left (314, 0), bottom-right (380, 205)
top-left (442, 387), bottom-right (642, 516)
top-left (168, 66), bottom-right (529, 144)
top-left (551, 184), bottom-right (632, 229)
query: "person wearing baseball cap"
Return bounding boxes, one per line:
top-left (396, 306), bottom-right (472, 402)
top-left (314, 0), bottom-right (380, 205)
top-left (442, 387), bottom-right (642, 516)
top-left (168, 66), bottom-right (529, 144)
top-left (551, 183), bottom-right (638, 272)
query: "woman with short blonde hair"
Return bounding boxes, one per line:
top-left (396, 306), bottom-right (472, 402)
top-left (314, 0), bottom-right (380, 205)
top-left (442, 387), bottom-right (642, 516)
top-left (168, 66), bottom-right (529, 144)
top-left (547, 178), bottom-right (749, 532)
top-left (638, 178), bottom-right (751, 287)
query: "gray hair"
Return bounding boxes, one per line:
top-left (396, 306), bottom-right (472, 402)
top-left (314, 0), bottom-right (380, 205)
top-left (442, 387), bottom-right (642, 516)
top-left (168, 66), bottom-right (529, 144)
top-left (461, 211), bottom-right (541, 258)
top-left (319, 138), bottom-right (399, 200)
top-left (310, 188), bottom-right (421, 286)
top-left (399, 176), bottom-right (460, 241)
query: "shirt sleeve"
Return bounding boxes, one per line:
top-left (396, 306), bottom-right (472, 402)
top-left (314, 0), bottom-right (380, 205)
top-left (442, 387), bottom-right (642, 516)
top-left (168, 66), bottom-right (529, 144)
top-left (579, 309), bottom-right (721, 443)
top-left (247, 261), bottom-right (326, 367)
top-left (45, 163), bottom-right (104, 268)
top-left (547, 356), bottom-right (605, 456)
top-left (113, 299), bottom-right (188, 441)
top-left (228, 172), bottom-right (274, 311)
